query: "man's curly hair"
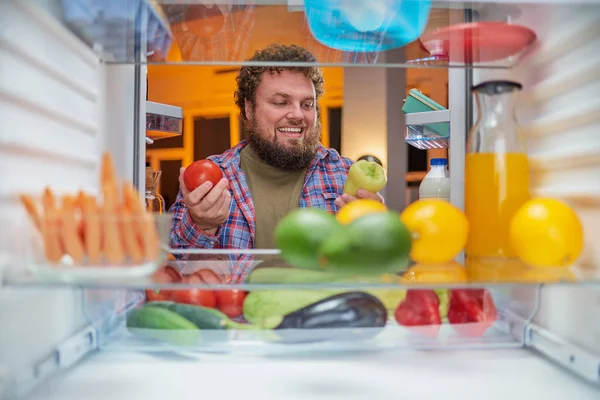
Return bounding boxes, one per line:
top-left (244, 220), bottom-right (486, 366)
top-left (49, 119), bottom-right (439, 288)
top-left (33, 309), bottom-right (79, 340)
top-left (234, 44), bottom-right (324, 121)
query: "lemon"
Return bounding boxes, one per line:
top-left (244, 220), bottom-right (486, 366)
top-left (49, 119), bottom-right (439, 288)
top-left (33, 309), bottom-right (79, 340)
top-left (509, 198), bottom-right (584, 268)
top-left (400, 199), bottom-right (469, 264)
top-left (336, 199), bottom-right (387, 225)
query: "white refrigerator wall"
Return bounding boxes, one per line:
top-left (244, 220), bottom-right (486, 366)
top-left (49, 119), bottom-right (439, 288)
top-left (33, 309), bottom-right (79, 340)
top-left (473, 3), bottom-right (600, 353)
top-left (0, 0), bottom-right (139, 378)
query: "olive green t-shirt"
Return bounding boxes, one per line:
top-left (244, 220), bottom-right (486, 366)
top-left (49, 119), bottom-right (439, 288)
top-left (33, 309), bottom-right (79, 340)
top-left (240, 145), bottom-right (307, 249)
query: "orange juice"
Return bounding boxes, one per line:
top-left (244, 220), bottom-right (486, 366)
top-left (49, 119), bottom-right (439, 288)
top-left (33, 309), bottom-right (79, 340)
top-left (465, 152), bottom-right (530, 258)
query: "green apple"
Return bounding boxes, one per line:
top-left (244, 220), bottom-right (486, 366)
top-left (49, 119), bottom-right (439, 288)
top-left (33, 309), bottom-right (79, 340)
top-left (343, 160), bottom-right (387, 196)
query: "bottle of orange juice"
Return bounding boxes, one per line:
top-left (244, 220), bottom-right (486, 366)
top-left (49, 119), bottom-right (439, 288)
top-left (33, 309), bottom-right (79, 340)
top-left (465, 81), bottom-right (530, 259)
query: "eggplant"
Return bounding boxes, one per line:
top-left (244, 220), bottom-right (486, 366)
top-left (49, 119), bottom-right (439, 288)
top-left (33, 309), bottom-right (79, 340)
top-left (273, 291), bottom-right (388, 344)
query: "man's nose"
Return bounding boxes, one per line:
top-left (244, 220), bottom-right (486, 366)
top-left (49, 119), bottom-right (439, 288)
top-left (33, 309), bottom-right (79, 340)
top-left (286, 103), bottom-right (304, 121)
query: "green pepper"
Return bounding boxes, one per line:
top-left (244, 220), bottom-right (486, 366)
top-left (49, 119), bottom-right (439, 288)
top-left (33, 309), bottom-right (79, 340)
top-left (343, 160), bottom-right (387, 196)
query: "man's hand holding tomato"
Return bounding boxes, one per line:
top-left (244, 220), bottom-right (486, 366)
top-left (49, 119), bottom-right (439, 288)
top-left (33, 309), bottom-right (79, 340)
top-left (179, 160), bottom-right (231, 235)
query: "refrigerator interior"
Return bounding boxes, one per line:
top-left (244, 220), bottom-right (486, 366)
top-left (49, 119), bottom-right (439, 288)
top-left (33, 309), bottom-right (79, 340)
top-left (0, 0), bottom-right (599, 398)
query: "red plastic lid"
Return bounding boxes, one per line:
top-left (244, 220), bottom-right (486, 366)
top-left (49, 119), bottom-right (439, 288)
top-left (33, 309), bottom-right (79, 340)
top-left (419, 21), bottom-right (536, 64)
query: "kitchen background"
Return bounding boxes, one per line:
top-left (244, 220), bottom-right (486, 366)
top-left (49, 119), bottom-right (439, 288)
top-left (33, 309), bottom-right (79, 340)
top-left (144, 6), bottom-right (452, 210)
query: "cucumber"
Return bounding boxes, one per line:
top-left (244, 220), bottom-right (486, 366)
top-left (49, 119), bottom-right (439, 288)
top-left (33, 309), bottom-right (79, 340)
top-left (126, 306), bottom-right (199, 330)
top-left (244, 267), bottom-right (408, 317)
top-left (126, 306), bottom-right (200, 346)
top-left (146, 301), bottom-right (259, 331)
top-left (145, 301), bottom-right (228, 330)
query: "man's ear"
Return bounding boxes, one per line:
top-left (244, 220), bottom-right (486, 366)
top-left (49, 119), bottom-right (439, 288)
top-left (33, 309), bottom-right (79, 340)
top-left (244, 99), bottom-right (253, 121)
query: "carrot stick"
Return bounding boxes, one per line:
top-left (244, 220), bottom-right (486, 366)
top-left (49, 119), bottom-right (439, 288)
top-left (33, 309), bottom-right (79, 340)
top-left (80, 193), bottom-right (102, 264)
top-left (20, 194), bottom-right (42, 231)
top-left (101, 151), bottom-right (117, 186)
top-left (60, 195), bottom-right (86, 264)
top-left (75, 190), bottom-right (86, 244)
top-left (123, 183), bottom-right (159, 261)
top-left (42, 188), bottom-right (64, 263)
top-left (102, 181), bottom-right (125, 265)
top-left (99, 151), bottom-right (127, 265)
top-left (121, 206), bottom-right (143, 264)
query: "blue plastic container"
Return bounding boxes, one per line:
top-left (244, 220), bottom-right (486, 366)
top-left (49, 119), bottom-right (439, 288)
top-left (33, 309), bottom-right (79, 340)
top-left (304, 0), bottom-right (432, 53)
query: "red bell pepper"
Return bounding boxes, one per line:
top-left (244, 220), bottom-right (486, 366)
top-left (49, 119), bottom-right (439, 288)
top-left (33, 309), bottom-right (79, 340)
top-left (394, 289), bottom-right (442, 337)
top-left (447, 288), bottom-right (497, 337)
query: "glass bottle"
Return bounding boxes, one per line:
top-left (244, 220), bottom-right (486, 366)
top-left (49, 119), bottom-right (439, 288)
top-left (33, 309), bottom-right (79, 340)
top-left (465, 80), bottom-right (530, 259)
top-left (145, 167), bottom-right (165, 214)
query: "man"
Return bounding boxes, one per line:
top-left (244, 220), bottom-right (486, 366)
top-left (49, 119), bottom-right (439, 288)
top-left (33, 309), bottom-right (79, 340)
top-left (169, 44), bottom-right (383, 274)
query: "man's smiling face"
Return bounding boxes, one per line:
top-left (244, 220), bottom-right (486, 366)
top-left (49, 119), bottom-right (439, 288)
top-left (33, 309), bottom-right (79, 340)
top-left (245, 69), bottom-right (321, 169)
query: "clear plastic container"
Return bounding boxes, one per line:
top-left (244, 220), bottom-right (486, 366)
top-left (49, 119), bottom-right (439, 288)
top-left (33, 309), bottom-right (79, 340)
top-left (405, 125), bottom-right (449, 150)
top-left (82, 250), bottom-right (539, 355)
top-left (12, 212), bottom-right (173, 283)
top-left (146, 113), bottom-right (183, 134)
top-left (6, 246), bottom-right (595, 356)
top-left (61, 0), bottom-right (173, 61)
top-left (419, 158), bottom-right (451, 201)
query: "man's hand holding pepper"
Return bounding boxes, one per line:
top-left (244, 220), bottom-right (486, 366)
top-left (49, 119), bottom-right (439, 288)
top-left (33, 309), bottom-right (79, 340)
top-left (335, 159), bottom-right (387, 208)
top-left (335, 189), bottom-right (385, 208)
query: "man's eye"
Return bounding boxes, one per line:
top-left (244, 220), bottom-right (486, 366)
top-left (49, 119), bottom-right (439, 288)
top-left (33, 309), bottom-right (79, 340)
top-left (302, 103), bottom-right (314, 109)
top-left (274, 101), bottom-right (287, 106)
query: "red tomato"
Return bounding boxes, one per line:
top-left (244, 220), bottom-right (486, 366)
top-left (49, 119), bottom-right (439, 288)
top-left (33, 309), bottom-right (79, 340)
top-left (193, 268), bottom-right (223, 284)
top-left (216, 289), bottom-right (247, 318)
top-left (152, 265), bottom-right (183, 284)
top-left (146, 265), bottom-right (183, 303)
top-left (170, 275), bottom-right (217, 308)
top-left (145, 289), bottom-right (171, 302)
top-left (183, 160), bottom-right (223, 192)
top-left (190, 268), bottom-right (246, 317)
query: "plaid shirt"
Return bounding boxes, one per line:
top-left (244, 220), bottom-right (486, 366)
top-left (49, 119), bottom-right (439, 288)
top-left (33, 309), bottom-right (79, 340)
top-left (169, 140), bottom-right (353, 280)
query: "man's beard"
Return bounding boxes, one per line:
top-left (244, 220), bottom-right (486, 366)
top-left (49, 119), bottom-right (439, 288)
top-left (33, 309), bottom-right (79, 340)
top-left (246, 120), bottom-right (321, 170)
